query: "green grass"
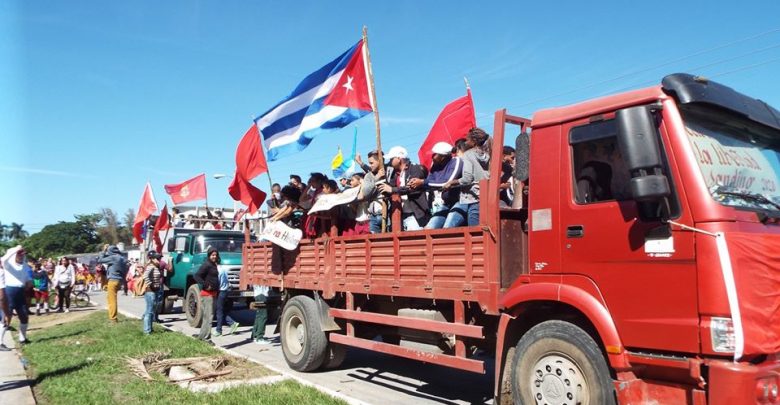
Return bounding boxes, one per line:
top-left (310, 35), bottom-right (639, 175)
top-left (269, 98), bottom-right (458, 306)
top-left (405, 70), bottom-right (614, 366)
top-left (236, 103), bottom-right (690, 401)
top-left (21, 311), bottom-right (346, 405)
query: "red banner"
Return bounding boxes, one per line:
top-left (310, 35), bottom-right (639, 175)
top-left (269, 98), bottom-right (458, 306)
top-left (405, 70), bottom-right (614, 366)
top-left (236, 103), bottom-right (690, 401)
top-left (164, 173), bottom-right (208, 205)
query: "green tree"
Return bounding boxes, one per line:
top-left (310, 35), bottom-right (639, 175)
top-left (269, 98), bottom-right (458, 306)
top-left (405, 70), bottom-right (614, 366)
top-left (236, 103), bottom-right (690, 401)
top-left (23, 216), bottom-right (101, 258)
top-left (8, 222), bottom-right (29, 240)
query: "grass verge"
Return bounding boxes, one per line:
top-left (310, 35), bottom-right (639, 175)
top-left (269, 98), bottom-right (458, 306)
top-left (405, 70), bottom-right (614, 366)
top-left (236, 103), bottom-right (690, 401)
top-left (21, 310), bottom-right (345, 405)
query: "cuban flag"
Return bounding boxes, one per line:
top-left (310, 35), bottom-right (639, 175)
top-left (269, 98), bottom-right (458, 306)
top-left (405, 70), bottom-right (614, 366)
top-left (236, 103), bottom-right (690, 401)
top-left (256, 40), bottom-right (375, 161)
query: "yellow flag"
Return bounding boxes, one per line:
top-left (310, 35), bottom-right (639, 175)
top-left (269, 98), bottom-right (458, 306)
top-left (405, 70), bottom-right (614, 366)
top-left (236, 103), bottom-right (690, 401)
top-left (331, 147), bottom-right (344, 170)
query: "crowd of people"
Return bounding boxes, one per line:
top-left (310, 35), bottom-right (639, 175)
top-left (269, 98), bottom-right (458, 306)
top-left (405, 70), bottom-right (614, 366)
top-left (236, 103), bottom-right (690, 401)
top-left (264, 127), bottom-right (517, 238)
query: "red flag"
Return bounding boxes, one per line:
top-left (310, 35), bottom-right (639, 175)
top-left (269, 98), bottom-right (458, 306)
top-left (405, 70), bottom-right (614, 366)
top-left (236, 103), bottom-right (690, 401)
top-left (133, 183), bottom-right (158, 244)
top-left (418, 90), bottom-right (476, 169)
top-left (324, 39), bottom-right (374, 111)
top-left (164, 174), bottom-right (207, 205)
top-left (228, 124), bottom-right (268, 213)
top-left (229, 173), bottom-right (267, 214)
top-left (153, 204), bottom-right (170, 253)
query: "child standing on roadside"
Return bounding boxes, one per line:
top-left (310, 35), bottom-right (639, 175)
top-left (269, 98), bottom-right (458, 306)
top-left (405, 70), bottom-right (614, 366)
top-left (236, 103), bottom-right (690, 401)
top-left (32, 262), bottom-right (51, 315)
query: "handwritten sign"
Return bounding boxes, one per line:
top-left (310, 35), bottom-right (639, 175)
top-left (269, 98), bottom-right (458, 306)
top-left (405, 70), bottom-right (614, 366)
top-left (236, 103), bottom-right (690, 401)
top-left (308, 186), bottom-right (361, 214)
top-left (259, 221), bottom-right (302, 250)
top-left (686, 126), bottom-right (780, 194)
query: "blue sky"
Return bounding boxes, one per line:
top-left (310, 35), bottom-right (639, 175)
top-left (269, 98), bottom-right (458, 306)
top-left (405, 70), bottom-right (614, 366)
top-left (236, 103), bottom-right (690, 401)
top-left (3, 1), bottom-right (780, 234)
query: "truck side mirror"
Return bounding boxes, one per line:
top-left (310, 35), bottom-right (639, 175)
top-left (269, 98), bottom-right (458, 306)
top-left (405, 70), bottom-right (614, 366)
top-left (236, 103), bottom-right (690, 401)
top-left (616, 106), bottom-right (671, 203)
top-left (167, 238), bottom-right (175, 253)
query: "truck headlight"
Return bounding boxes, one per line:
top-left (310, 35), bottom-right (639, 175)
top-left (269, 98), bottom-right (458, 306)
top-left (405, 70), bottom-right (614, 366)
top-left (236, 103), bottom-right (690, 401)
top-left (710, 317), bottom-right (735, 353)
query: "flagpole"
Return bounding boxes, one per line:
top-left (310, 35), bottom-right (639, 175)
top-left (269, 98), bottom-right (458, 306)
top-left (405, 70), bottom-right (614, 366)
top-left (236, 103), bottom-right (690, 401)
top-left (362, 26), bottom-right (383, 167)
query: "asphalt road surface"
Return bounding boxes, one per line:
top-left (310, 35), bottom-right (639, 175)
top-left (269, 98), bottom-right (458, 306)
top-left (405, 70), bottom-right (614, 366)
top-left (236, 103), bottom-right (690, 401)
top-left (92, 291), bottom-right (494, 405)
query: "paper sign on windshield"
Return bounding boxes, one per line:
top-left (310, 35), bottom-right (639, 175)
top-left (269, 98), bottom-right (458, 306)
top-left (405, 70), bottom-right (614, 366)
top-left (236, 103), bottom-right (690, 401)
top-left (687, 127), bottom-right (780, 194)
top-left (260, 221), bottom-right (302, 250)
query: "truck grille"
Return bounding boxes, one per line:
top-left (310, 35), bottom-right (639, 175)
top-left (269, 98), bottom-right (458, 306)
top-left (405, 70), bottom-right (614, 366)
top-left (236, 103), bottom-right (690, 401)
top-left (226, 267), bottom-right (241, 290)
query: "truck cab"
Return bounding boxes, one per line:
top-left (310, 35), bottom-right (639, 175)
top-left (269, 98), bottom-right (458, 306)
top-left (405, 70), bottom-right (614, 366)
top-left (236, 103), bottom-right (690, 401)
top-left (164, 229), bottom-right (253, 326)
top-left (496, 73), bottom-right (780, 404)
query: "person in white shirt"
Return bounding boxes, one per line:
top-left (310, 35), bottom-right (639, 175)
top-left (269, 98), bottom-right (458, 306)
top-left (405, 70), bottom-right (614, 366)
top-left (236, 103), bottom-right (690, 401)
top-left (1, 246), bottom-right (32, 346)
top-left (53, 257), bottom-right (76, 313)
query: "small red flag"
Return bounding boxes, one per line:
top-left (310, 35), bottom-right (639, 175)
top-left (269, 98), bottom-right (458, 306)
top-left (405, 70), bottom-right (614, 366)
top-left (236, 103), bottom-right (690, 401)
top-left (228, 124), bottom-right (268, 213)
top-left (133, 182), bottom-right (158, 243)
top-left (153, 203), bottom-right (170, 253)
top-left (418, 90), bottom-right (476, 169)
top-left (164, 174), bottom-right (207, 205)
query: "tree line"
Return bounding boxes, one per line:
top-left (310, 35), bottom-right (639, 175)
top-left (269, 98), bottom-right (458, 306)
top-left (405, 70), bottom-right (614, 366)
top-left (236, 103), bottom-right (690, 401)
top-left (0, 208), bottom-right (137, 259)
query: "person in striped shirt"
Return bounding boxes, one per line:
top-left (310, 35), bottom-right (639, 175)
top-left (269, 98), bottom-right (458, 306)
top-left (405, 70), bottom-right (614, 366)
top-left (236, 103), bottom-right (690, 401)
top-left (142, 251), bottom-right (163, 335)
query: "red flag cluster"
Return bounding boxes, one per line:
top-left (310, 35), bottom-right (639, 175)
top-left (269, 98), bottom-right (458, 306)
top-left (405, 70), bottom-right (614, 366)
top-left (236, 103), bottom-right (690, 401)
top-left (132, 183), bottom-right (158, 244)
top-left (418, 90), bottom-right (476, 169)
top-left (228, 124), bottom-right (268, 214)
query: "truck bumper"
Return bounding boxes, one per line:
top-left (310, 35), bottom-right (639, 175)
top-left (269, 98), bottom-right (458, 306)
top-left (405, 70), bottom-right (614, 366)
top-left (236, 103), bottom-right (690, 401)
top-left (708, 357), bottom-right (780, 404)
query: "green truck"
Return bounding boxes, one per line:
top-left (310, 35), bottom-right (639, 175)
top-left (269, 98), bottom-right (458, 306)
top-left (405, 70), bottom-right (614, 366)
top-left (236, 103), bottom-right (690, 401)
top-left (163, 229), bottom-right (254, 327)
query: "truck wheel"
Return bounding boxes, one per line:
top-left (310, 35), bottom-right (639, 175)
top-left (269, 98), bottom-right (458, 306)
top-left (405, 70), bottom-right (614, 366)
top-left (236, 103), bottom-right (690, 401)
top-left (280, 295), bottom-right (327, 372)
top-left (511, 320), bottom-right (615, 405)
top-left (161, 296), bottom-right (175, 314)
top-left (320, 341), bottom-right (347, 369)
top-left (185, 284), bottom-right (202, 328)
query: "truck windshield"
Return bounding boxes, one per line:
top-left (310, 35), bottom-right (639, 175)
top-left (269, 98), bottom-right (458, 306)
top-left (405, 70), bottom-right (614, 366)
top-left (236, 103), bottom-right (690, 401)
top-left (681, 105), bottom-right (780, 212)
top-left (194, 236), bottom-right (245, 254)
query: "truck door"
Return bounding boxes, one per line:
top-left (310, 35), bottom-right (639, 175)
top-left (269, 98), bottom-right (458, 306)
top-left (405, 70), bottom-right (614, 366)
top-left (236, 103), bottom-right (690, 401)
top-left (559, 115), bottom-right (699, 353)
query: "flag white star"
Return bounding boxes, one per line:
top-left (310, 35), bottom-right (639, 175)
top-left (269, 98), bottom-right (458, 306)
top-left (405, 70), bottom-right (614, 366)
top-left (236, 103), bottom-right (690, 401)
top-left (342, 75), bottom-right (354, 92)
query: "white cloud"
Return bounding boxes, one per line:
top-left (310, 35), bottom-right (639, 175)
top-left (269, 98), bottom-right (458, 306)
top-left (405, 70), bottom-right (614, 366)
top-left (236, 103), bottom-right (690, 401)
top-left (0, 165), bottom-right (97, 178)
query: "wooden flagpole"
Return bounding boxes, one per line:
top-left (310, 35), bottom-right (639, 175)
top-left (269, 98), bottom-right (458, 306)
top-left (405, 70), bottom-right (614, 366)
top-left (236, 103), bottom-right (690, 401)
top-left (362, 26), bottom-right (391, 232)
top-left (362, 26), bottom-right (383, 168)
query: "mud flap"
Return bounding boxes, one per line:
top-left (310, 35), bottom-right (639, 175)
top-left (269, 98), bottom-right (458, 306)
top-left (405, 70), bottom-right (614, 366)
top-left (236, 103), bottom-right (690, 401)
top-left (315, 293), bottom-right (342, 332)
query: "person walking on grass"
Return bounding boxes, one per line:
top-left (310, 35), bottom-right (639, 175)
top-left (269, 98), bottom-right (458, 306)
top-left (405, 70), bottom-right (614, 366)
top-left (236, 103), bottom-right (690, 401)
top-left (53, 257), bottom-right (75, 313)
top-left (142, 251), bottom-right (163, 335)
top-left (0, 246), bottom-right (33, 345)
top-left (214, 262), bottom-right (239, 337)
top-left (0, 260), bottom-right (10, 351)
top-left (193, 247), bottom-right (219, 345)
top-left (98, 245), bottom-right (128, 323)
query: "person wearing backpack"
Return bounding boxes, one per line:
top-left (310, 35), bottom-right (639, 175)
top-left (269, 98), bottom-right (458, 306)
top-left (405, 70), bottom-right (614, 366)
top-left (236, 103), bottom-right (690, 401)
top-left (141, 251), bottom-right (163, 335)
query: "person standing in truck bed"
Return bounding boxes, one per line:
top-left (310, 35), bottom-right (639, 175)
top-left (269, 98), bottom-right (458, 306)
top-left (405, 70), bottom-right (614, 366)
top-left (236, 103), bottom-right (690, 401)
top-left (269, 185), bottom-right (303, 275)
top-left (443, 128), bottom-right (491, 228)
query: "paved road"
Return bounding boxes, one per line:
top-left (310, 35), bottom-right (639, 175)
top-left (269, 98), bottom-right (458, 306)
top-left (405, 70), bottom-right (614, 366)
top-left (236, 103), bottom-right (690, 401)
top-left (93, 291), bottom-right (494, 405)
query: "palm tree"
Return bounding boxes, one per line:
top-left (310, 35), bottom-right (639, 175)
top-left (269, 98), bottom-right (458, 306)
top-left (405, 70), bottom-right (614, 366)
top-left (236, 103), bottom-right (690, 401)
top-left (0, 221), bottom-right (8, 241)
top-left (8, 223), bottom-right (29, 240)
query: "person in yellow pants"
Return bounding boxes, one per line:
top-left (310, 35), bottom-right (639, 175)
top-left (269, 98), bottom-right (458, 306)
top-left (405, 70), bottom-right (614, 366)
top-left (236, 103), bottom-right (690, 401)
top-left (98, 244), bottom-right (128, 323)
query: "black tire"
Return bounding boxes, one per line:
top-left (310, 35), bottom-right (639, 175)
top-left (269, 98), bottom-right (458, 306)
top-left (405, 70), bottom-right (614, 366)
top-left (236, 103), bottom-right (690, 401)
top-left (280, 295), bottom-right (328, 372)
top-left (511, 320), bottom-right (615, 405)
top-left (185, 284), bottom-right (202, 328)
top-left (72, 291), bottom-right (90, 308)
top-left (320, 341), bottom-right (347, 369)
top-left (161, 296), bottom-right (175, 314)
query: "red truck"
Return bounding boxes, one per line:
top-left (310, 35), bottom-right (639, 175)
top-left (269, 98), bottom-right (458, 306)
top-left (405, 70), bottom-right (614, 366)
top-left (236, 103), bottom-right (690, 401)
top-left (239, 73), bottom-right (780, 404)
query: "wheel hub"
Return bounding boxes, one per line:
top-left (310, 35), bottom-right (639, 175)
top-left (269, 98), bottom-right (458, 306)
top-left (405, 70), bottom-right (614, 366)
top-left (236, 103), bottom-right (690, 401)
top-left (531, 354), bottom-right (587, 405)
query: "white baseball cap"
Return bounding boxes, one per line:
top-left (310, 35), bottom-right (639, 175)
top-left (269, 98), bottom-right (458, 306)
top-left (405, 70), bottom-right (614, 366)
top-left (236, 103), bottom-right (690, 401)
top-left (431, 141), bottom-right (453, 155)
top-left (385, 146), bottom-right (408, 160)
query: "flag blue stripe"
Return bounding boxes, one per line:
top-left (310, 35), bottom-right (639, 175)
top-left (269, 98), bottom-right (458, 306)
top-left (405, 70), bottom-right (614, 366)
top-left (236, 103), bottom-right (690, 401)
top-left (256, 41), bottom-right (361, 126)
top-left (266, 108), bottom-right (370, 161)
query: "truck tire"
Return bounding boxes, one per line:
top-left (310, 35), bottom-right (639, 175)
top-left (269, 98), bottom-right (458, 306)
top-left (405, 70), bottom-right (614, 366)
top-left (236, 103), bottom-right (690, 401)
top-left (280, 295), bottom-right (327, 372)
top-left (511, 320), bottom-right (615, 405)
top-left (161, 296), bottom-right (175, 314)
top-left (320, 341), bottom-right (347, 370)
top-left (185, 284), bottom-right (202, 328)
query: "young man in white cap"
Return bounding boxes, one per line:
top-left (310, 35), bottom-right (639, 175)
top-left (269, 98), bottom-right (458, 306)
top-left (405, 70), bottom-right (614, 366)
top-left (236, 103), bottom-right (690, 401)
top-left (408, 141), bottom-right (464, 229)
top-left (378, 146), bottom-right (430, 230)
top-left (0, 245), bottom-right (33, 346)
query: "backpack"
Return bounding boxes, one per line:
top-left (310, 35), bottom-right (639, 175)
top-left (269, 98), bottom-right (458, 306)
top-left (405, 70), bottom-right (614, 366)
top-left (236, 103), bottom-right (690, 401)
top-left (134, 276), bottom-right (147, 296)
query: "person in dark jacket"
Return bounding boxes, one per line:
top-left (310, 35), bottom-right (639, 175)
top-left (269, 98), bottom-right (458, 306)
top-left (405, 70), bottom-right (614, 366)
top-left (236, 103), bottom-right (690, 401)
top-left (408, 142), bottom-right (464, 229)
top-left (378, 146), bottom-right (430, 230)
top-left (98, 244), bottom-right (127, 322)
top-left (193, 247), bottom-right (220, 344)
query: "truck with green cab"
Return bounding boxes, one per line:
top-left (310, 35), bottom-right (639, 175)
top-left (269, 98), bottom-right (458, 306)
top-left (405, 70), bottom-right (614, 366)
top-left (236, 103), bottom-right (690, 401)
top-left (164, 228), bottom-right (255, 327)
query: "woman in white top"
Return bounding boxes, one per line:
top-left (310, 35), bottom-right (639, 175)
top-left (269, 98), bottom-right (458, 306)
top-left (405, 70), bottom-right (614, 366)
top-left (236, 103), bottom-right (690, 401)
top-left (53, 257), bottom-right (75, 312)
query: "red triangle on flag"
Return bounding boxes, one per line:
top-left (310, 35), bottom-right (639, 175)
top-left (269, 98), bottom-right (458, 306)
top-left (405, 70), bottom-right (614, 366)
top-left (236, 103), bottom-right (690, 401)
top-left (324, 40), bottom-right (374, 111)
